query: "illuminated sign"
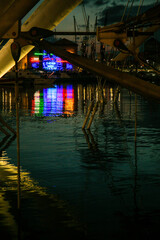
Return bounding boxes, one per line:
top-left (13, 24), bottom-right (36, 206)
top-left (30, 50), bottom-right (73, 71)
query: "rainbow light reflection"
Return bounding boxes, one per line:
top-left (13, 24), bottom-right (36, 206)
top-left (31, 85), bottom-right (74, 117)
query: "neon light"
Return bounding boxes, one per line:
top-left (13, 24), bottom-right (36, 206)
top-left (66, 63), bottom-right (73, 70)
top-left (43, 57), bottom-right (55, 61)
top-left (30, 57), bottom-right (40, 63)
top-left (34, 52), bottom-right (47, 56)
top-left (31, 62), bottom-right (39, 69)
top-left (31, 50), bottom-right (73, 71)
top-left (57, 60), bottom-right (68, 63)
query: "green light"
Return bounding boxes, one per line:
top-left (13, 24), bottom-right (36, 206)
top-left (34, 53), bottom-right (47, 56)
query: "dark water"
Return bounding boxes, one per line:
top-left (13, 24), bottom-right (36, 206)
top-left (0, 82), bottom-right (160, 239)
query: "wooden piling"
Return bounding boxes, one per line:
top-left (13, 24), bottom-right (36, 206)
top-left (87, 102), bottom-right (98, 129)
top-left (82, 100), bottom-right (94, 129)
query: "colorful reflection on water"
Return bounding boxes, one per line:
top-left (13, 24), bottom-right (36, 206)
top-left (31, 85), bottom-right (74, 117)
top-left (0, 82), bottom-right (160, 240)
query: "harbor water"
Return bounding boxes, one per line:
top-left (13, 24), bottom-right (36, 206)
top-left (0, 81), bottom-right (160, 239)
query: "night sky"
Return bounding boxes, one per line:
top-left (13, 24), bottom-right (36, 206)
top-left (56, 0), bottom-right (158, 31)
top-left (23, 1), bottom-right (158, 33)
top-left (22, 0), bottom-right (159, 51)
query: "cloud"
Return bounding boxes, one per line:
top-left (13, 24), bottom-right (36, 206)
top-left (82, 0), bottom-right (111, 7)
top-left (82, 0), bottom-right (153, 8)
top-left (95, 0), bottom-right (109, 6)
top-left (97, 3), bottom-right (155, 25)
top-left (76, 1), bottom-right (157, 27)
top-left (98, 5), bottom-right (124, 25)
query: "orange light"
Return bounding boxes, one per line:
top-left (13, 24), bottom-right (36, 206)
top-left (30, 57), bottom-right (40, 63)
top-left (67, 50), bottom-right (74, 54)
top-left (57, 60), bottom-right (68, 63)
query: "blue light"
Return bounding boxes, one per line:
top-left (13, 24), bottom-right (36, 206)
top-left (32, 62), bottom-right (39, 69)
top-left (32, 50), bottom-right (73, 71)
top-left (41, 50), bottom-right (72, 71)
top-left (66, 63), bottom-right (73, 70)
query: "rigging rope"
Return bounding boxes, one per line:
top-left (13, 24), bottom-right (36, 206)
top-left (121, 0), bottom-right (130, 22)
top-left (126, 0), bottom-right (135, 20)
top-left (137, 0), bottom-right (144, 16)
top-left (81, 2), bottom-right (88, 29)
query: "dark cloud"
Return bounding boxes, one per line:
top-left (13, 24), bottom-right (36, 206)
top-left (83, 0), bottom-right (129, 7)
top-left (82, 0), bottom-right (92, 5)
top-left (82, 0), bottom-right (111, 7)
top-left (83, 0), bottom-right (153, 7)
top-left (97, 3), bottom-right (154, 26)
top-left (78, 1), bottom-right (157, 27)
top-left (95, 0), bottom-right (109, 6)
top-left (98, 5), bottom-right (124, 25)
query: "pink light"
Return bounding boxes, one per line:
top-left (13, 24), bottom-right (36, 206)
top-left (43, 57), bottom-right (54, 61)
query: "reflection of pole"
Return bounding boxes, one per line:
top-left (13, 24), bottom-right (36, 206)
top-left (134, 93), bottom-right (138, 216)
top-left (87, 102), bottom-right (98, 130)
top-left (15, 61), bottom-right (21, 210)
top-left (82, 100), bottom-right (93, 129)
top-left (0, 115), bottom-right (16, 135)
top-left (87, 129), bottom-right (97, 150)
top-left (82, 128), bottom-right (97, 151)
top-left (82, 129), bottom-right (92, 149)
top-left (135, 95), bottom-right (137, 143)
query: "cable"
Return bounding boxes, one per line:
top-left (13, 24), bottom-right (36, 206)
top-left (121, 0), bottom-right (130, 22)
top-left (137, 0), bottom-right (144, 16)
top-left (126, 0), bottom-right (135, 20)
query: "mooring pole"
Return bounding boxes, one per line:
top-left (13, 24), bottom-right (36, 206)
top-left (15, 60), bottom-right (21, 210)
top-left (11, 40), bottom-right (21, 210)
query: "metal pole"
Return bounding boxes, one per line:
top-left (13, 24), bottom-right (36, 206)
top-left (15, 61), bottom-right (21, 210)
top-left (73, 16), bottom-right (77, 43)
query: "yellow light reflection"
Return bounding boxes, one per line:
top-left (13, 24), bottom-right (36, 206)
top-left (9, 92), bottom-right (12, 111)
top-left (110, 88), bottom-right (113, 101)
top-left (64, 98), bottom-right (74, 116)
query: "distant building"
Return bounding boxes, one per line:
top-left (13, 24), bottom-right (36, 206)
top-left (143, 37), bottom-right (160, 63)
top-left (51, 38), bottom-right (78, 54)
